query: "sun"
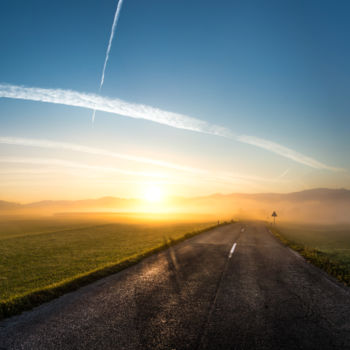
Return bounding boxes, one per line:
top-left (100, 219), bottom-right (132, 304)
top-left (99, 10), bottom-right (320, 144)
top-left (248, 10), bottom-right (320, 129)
top-left (144, 185), bottom-right (163, 203)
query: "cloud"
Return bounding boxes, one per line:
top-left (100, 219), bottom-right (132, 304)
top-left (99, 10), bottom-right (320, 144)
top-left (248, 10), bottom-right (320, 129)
top-left (0, 136), bottom-right (282, 186)
top-left (0, 136), bottom-right (200, 173)
top-left (236, 135), bottom-right (343, 171)
top-left (0, 83), bottom-right (340, 171)
top-left (0, 156), bottom-right (165, 178)
top-left (0, 156), bottom-right (267, 190)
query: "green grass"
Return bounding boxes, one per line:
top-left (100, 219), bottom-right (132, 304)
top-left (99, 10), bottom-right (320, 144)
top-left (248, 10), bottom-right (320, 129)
top-left (0, 216), bottom-right (223, 319)
top-left (269, 222), bottom-right (350, 286)
top-left (0, 216), bottom-right (108, 239)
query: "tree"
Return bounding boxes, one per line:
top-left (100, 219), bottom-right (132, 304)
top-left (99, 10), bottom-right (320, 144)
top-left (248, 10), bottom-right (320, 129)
top-left (272, 211), bottom-right (277, 225)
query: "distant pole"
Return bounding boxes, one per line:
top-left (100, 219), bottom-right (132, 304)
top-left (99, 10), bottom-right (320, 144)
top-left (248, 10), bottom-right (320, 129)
top-left (272, 211), bottom-right (277, 225)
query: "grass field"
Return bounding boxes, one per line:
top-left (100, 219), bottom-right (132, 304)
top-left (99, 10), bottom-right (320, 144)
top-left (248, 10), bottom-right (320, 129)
top-left (271, 222), bottom-right (350, 286)
top-left (0, 215), bottom-right (218, 318)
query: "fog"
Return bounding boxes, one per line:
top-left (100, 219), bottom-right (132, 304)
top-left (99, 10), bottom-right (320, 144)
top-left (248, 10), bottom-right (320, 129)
top-left (1, 188), bottom-right (350, 225)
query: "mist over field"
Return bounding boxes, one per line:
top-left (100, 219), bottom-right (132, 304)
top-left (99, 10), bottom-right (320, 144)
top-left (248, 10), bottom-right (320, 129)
top-left (2, 188), bottom-right (350, 224)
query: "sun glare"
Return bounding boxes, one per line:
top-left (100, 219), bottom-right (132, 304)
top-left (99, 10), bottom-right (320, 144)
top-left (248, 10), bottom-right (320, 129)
top-left (144, 185), bottom-right (163, 203)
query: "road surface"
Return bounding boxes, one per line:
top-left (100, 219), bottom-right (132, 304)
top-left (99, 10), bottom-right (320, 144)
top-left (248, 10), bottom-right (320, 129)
top-left (1, 222), bottom-right (350, 349)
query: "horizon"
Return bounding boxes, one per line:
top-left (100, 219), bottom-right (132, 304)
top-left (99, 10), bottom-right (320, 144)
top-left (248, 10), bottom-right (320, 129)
top-left (2, 186), bottom-right (350, 205)
top-left (2, 187), bottom-right (350, 226)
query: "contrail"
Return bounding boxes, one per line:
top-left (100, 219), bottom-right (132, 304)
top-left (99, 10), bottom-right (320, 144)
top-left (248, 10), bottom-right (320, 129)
top-left (274, 168), bottom-right (290, 181)
top-left (100, 0), bottom-right (124, 90)
top-left (0, 84), bottom-right (231, 137)
top-left (92, 0), bottom-right (125, 123)
top-left (0, 83), bottom-right (341, 171)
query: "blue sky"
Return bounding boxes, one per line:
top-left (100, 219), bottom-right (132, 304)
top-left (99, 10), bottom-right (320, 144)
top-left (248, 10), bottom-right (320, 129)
top-left (0, 0), bottom-right (350, 201)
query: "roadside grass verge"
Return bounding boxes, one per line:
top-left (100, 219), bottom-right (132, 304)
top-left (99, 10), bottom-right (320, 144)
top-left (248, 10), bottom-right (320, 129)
top-left (269, 225), bottom-right (350, 287)
top-left (0, 221), bottom-right (230, 319)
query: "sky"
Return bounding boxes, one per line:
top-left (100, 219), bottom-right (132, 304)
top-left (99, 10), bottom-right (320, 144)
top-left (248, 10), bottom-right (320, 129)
top-left (0, 0), bottom-right (350, 202)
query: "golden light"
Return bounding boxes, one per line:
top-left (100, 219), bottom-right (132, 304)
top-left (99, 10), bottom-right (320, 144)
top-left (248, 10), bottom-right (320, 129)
top-left (144, 185), bottom-right (163, 203)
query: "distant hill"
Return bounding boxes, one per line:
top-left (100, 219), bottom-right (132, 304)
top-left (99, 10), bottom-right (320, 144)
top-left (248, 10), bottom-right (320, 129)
top-left (0, 196), bottom-right (142, 215)
top-left (0, 200), bottom-right (21, 210)
top-left (1, 188), bottom-right (350, 224)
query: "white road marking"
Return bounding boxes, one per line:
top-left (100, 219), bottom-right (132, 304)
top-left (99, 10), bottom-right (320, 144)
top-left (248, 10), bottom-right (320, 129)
top-left (228, 243), bottom-right (237, 259)
top-left (241, 227), bottom-right (245, 233)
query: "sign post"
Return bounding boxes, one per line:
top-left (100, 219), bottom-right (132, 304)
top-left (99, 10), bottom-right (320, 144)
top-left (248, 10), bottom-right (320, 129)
top-left (272, 211), bottom-right (277, 225)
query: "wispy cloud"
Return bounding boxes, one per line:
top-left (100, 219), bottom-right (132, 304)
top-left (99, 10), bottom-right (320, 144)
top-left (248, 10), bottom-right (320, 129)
top-left (236, 135), bottom-right (342, 172)
top-left (0, 156), bottom-right (268, 189)
top-left (0, 136), bottom-right (200, 173)
top-left (92, 0), bottom-right (125, 122)
top-left (0, 83), bottom-right (340, 171)
top-left (0, 136), bottom-right (283, 186)
top-left (0, 157), bottom-right (165, 178)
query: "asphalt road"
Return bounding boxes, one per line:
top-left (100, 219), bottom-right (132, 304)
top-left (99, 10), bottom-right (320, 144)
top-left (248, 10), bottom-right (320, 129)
top-left (1, 222), bottom-right (350, 350)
